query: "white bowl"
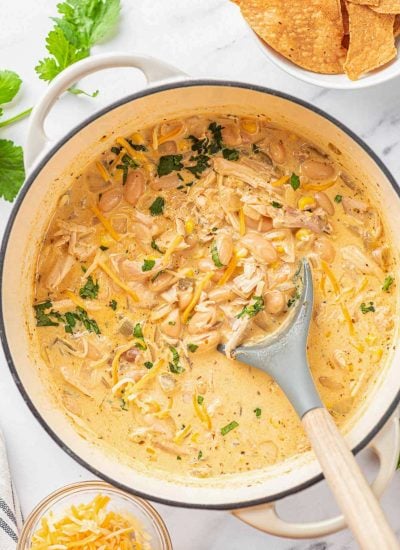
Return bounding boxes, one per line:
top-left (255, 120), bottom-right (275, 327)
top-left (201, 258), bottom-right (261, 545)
top-left (249, 26), bottom-right (400, 90)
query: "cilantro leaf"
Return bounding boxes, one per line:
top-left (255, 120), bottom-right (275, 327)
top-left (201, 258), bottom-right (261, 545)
top-left (35, 27), bottom-right (89, 82)
top-left (133, 323), bottom-right (144, 339)
top-left (186, 154), bottom-right (210, 178)
top-left (142, 259), bottom-right (156, 272)
top-left (149, 196), bottom-right (165, 216)
top-left (157, 154), bottom-right (183, 177)
top-left (271, 201), bottom-right (283, 209)
top-left (289, 173), bottom-right (300, 191)
top-left (208, 122), bottom-right (223, 154)
top-left (188, 343), bottom-right (198, 353)
top-left (55, 0), bottom-right (121, 49)
top-left (222, 148), bottom-right (239, 161)
top-left (360, 302), bottom-right (375, 314)
top-left (0, 70), bottom-right (22, 104)
top-left (197, 395), bottom-right (204, 405)
top-left (334, 194), bottom-right (342, 203)
top-left (169, 346), bottom-right (185, 374)
top-left (79, 275), bottom-right (99, 299)
top-left (254, 407), bottom-right (262, 417)
top-left (109, 299), bottom-right (117, 310)
top-left (0, 140), bottom-right (25, 202)
top-left (211, 241), bottom-right (224, 268)
top-left (237, 296), bottom-right (264, 319)
top-left (382, 275), bottom-right (394, 292)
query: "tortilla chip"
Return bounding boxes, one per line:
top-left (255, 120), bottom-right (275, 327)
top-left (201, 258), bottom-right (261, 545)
top-left (233, 0), bottom-right (346, 74)
top-left (372, 0), bottom-right (400, 12)
top-left (344, 2), bottom-right (396, 79)
top-left (394, 13), bottom-right (400, 35)
top-left (347, 0), bottom-right (380, 5)
top-left (341, 0), bottom-right (350, 34)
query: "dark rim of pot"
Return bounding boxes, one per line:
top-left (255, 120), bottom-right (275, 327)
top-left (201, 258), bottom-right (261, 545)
top-left (1, 80), bottom-right (400, 511)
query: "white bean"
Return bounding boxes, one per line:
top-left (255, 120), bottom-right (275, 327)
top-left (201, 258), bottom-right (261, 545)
top-left (315, 191), bottom-right (334, 215)
top-left (264, 290), bottom-right (285, 314)
top-left (99, 188), bottom-right (122, 212)
top-left (269, 140), bottom-right (286, 164)
top-left (160, 309), bottom-right (181, 338)
top-left (215, 233), bottom-right (233, 265)
top-left (313, 237), bottom-right (336, 263)
top-left (124, 170), bottom-right (146, 206)
top-left (301, 159), bottom-right (334, 180)
top-left (242, 232), bottom-right (278, 264)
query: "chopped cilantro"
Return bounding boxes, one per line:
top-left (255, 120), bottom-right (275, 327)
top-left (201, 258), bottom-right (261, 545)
top-left (271, 201), bottom-right (282, 209)
top-left (157, 154), bottom-right (183, 177)
top-left (237, 296), bottom-right (264, 319)
top-left (211, 241), bottom-right (224, 268)
top-left (169, 346), bottom-right (185, 374)
top-left (126, 139), bottom-right (147, 152)
top-left (116, 154), bottom-right (138, 185)
top-left (334, 194), bottom-right (343, 203)
top-left (289, 173), bottom-right (300, 191)
top-left (360, 302), bottom-right (375, 314)
top-left (111, 146), bottom-right (121, 155)
top-left (33, 301), bottom-right (59, 327)
top-left (144, 361), bottom-right (154, 369)
top-left (142, 258), bottom-right (156, 272)
top-left (79, 275), bottom-right (99, 299)
top-left (208, 122), bottom-right (223, 154)
top-left (188, 343), bottom-right (198, 353)
top-left (198, 450), bottom-right (203, 460)
top-left (287, 289), bottom-right (300, 308)
top-left (109, 299), bottom-right (117, 311)
top-left (133, 323), bottom-right (144, 339)
top-left (186, 154), bottom-right (210, 178)
top-left (222, 148), bottom-right (239, 161)
top-left (177, 455), bottom-right (182, 460)
top-left (254, 407), bottom-right (262, 417)
top-left (151, 238), bottom-right (163, 253)
top-left (197, 395), bottom-right (204, 405)
top-left (382, 275), bottom-right (394, 292)
top-left (149, 196), bottom-right (165, 216)
top-left (221, 421), bottom-right (239, 436)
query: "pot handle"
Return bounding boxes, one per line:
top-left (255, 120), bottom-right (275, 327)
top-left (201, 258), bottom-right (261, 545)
top-left (24, 53), bottom-right (187, 171)
top-left (233, 411), bottom-right (399, 539)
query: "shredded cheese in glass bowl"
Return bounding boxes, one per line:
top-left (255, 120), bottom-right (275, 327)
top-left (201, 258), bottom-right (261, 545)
top-left (17, 481), bottom-right (172, 550)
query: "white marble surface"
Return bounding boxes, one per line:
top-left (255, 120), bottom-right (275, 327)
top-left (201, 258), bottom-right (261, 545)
top-left (0, 1), bottom-right (399, 548)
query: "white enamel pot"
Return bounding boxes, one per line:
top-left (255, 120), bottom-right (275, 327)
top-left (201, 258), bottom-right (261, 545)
top-left (1, 53), bottom-right (399, 540)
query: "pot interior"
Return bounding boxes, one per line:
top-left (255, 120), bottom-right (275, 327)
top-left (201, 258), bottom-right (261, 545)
top-left (1, 83), bottom-right (399, 508)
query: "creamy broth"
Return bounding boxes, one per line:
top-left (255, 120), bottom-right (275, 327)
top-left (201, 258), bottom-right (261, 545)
top-left (33, 114), bottom-right (395, 478)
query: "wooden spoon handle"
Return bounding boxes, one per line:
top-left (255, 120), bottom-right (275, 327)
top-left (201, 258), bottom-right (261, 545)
top-left (302, 407), bottom-right (399, 549)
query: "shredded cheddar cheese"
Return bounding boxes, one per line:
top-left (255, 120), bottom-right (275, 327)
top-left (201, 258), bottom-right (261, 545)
top-left (218, 253), bottom-right (239, 286)
top-left (65, 290), bottom-right (87, 309)
top-left (112, 343), bottom-right (136, 385)
top-left (162, 234), bottom-right (184, 266)
top-left (173, 424), bottom-right (192, 444)
top-left (95, 161), bottom-right (110, 183)
top-left (303, 181), bottom-right (335, 191)
top-left (90, 205), bottom-right (121, 242)
top-left (30, 494), bottom-right (148, 550)
top-left (97, 261), bottom-right (139, 302)
top-left (116, 136), bottom-right (146, 164)
top-left (182, 272), bottom-right (213, 323)
top-left (271, 175), bottom-right (290, 187)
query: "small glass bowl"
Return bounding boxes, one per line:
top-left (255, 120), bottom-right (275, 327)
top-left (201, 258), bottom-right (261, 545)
top-left (18, 481), bottom-right (172, 550)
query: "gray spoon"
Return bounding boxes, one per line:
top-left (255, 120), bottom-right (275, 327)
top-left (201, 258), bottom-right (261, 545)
top-left (219, 259), bottom-right (398, 549)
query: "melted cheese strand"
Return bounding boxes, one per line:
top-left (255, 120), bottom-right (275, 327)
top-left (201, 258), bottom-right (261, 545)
top-left (182, 272), bottom-right (214, 323)
top-left (162, 234), bottom-right (184, 266)
top-left (239, 208), bottom-right (246, 236)
top-left (112, 343), bottom-right (137, 385)
top-left (97, 261), bottom-right (139, 302)
top-left (95, 161), bottom-right (110, 182)
top-left (90, 205), bottom-right (121, 242)
top-left (218, 253), bottom-right (239, 286)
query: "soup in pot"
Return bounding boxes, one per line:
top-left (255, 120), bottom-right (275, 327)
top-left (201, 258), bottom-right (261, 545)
top-left (33, 114), bottom-right (396, 478)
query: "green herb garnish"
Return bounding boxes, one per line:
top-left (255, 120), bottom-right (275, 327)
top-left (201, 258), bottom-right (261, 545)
top-left (271, 201), bottom-right (283, 209)
top-left (109, 299), bottom-right (117, 311)
top-left (149, 196), bottom-right (165, 216)
top-left (222, 148), bottom-right (239, 161)
top-left (177, 455), bottom-right (182, 460)
top-left (151, 239), bottom-right (163, 253)
top-left (360, 302), bottom-right (375, 314)
top-left (144, 361), bottom-right (154, 369)
top-left (221, 421), bottom-right (239, 436)
top-left (382, 275), bottom-right (394, 292)
top-left (188, 343), bottom-right (198, 353)
top-left (208, 122), bottom-right (223, 154)
top-left (142, 258), bottom-right (156, 272)
top-left (197, 395), bottom-right (204, 405)
top-left (334, 194), bottom-right (343, 203)
top-left (133, 323), bottom-right (144, 339)
top-left (33, 301), bottom-right (59, 327)
top-left (186, 154), bottom-right (210, 178)
top-left (116, 153), bottom-right (138, 184)
top-left (254, 407), bottom-right (262, 418)
top-left (198, 450), bottom-right (203, 460)
top-left (157, 154), bottom-right (183, 177)
top-left (211, 241), bottom-right (224, 268)
top-left (287, 289), bottom-right (300, 308)
top-left (289, 173), bottom-right (300, 191)
top-left (169, 346), bottom-right (185, 374)
top-left (237, 296), bottom-right (264, 319)
top-left (79, 275), bottom-right (99, 299)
